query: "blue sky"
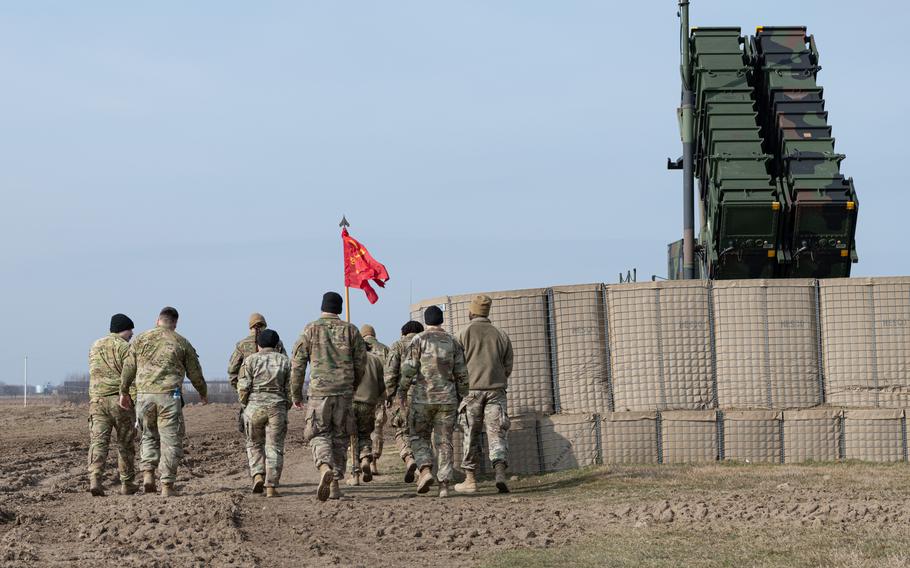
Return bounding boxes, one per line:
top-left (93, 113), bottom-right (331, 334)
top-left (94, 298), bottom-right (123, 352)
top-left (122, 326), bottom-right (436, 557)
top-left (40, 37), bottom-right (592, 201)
top-left (1, 1), bottom-right (906, 385)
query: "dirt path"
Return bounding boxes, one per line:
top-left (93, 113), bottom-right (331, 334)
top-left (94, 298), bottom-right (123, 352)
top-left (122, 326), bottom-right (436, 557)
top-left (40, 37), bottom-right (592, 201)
top-left (2, 402), bottom-right (910, 567)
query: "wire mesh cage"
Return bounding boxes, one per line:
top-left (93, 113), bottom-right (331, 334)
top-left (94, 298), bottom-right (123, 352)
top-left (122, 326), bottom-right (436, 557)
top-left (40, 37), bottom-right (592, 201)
top-left (660, 410), bottom-right (719, 464)
top-left (842, 409), bottom-right (906, 462)
top-left (538, 413), bottom-right (599, 473)
top-left (713, 279), bottom-right (822, 409)
top-left (820, 277), bottom-right (910, 408)
top-left (607, 281), bottom-right (713, 411)
top-left (601, 411), bottom-right (659, 464)
top-left (782, 408), bottom-right (842, 463)
top-left (722, 410), bottom-right (783, 463)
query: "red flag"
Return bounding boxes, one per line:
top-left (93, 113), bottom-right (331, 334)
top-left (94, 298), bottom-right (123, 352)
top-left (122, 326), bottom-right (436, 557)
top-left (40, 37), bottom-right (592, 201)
top-left (342, 228), bottom-right (390, 304)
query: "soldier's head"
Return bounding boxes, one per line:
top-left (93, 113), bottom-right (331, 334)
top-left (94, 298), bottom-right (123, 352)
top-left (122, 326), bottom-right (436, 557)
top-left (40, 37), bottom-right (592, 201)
top-left (157, 306), bottom-right (179, 329)
top-left (424, 306), bottom-right (444, 327)
top-left (321, 291), bottom-right (343, 315)
top-left (110, 313), bottom-right (135, 341)
top-left (249, 312), bottom-right (267, 332)
top-left (360, 324), bottom-right (376, 338)
top-left (468, 294), bottom-right (493, 320)
top-left (400, 320), bottom-right (424, 336)
top-left (256, 329), bottom-right (280, 351)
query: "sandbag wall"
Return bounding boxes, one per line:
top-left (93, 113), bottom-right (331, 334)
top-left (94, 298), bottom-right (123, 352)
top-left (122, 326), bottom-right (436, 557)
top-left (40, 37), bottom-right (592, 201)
top-left (410, 276), bottom-right (910, 471)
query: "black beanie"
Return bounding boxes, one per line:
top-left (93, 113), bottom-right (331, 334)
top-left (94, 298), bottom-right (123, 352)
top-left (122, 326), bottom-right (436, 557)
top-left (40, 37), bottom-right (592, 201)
top-left (110, 313), bottom-right (134, 333)
top-left (401, 320), bottom-right (424, 336)
top-left (257, 329), bottom-right (280, 349)
top-left (424, 306), bottom-right (444, 326)
top-left (321, 291), bottom-right (343, 314)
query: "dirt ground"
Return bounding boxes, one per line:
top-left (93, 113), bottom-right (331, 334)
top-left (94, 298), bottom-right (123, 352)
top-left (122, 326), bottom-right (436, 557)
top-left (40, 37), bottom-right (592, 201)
top-left (1, 401), bottom-right (909, 568)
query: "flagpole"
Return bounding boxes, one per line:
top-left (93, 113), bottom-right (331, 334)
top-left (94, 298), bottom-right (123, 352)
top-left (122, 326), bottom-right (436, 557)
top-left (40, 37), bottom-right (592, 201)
top-left (345, 286), bottom-right (351, 323)
top-left (340, 215), bottom-right (358, 479)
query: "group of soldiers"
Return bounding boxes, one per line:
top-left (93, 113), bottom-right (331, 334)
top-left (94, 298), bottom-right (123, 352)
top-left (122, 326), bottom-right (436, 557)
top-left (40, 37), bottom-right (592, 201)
top-left (87, 292), bottom-right (514, 501)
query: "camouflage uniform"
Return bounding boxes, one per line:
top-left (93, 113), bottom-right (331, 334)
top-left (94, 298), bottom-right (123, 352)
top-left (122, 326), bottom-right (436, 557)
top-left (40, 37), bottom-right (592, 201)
top-left (228, 332), bottom-right (286, 390)
top-left (120, 326), bottom-right (207, 485)
top-left (457, 317), bottom-right (514, 471)
top-left (383, 332), bottom-right (420, 463)
top-left (88, 334), bottom-right (137, 483)
top-left (401, 327), bottom-right (468, 483)
top-left (352, 352), bottom-right (385, 471)
top-left (290, 314), bottom-right (366, 480)
top-left (363, 335), bottom-right (389, 461)
top-left (238, 348), bottom-right (290, 488)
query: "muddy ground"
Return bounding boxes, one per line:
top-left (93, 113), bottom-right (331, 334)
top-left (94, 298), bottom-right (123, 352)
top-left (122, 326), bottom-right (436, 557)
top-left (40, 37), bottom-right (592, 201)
top-left (1, 401), bottom-right (909, 567)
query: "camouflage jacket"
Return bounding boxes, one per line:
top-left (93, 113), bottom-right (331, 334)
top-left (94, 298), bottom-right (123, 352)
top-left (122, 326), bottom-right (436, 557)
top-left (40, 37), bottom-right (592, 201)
top-left (354, 352), bottom-right (386, 405)
top-left (237, 348), bottom-right (290, 407)
top-left (89, 333), bottom-right (134, 398)
top-left (228, 331), bottom-right (286, 389)
top-left (384, 332), bottom-right (418, 399)
top-left (290, 314), bottom-right (366, 402)
top-left (400, 326), bottom-right (469, 405)
top-left (120, 326), bottom-right (207, 397)
top-left (364, 336), bottom-right (390, 360)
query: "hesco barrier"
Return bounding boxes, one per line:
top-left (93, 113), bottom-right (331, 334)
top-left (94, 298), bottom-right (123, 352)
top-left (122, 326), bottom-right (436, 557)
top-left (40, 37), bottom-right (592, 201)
top-left (412, 277), bottom-right (910, 467)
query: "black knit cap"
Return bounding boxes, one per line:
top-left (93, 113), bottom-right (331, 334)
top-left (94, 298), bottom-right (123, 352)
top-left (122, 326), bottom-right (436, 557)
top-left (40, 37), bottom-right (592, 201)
top-left (257, 329), bottom-right (280, 349)
top-left (401, 320), bottom-right (424, 336)
top-left (321, 291), bottom-right (343, 315)
top-left (424, 306), bottom-right (444, 326)
top-left (110, 313), bottom-right (134, 333)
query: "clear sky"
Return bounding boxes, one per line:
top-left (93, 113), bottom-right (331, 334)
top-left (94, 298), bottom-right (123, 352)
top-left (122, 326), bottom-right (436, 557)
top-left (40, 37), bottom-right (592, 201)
top-left (1, 1), bottom-right (907, 386)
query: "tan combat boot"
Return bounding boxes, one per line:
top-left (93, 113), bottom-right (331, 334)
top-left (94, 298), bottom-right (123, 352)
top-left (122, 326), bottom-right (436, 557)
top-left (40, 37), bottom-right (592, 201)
top-left (370, 458), bottom-right (379, 476)
top-left (346, 473), bottom-right (361, 487)
top-left (89, 474), bottom-right (104, 497)
top-left (403, 457), bottom-right (418, 484)
top-left (252, 473), bottom-right (265, 494)
top-left (416, 466), bottom-right (434, 494)
top-left (316, 464), bottom-right (333, 502)
top-left (454, 470), bottom-right (477, 494)
top-left (120, 481), bottom-right (139, 496)
top-left (329, 480), bottom-right (341, 500)
top-left (142, 471), bottom-right (156, 494)
top-left (438, 480), bottom-right (449, 498)
top-left (360, 457), bottom-right (373, 483)
top-left (265, 487), bottom-right (279, 498)
top-left (161, 483), bottom-right (178, 498)
top-left (494, 463), bottom-right (510, 494)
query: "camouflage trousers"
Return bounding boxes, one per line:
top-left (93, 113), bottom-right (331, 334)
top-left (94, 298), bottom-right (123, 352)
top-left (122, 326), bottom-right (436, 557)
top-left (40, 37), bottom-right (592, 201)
top-left (458, 389), bottom-right (510, 471)
top-left (409, 402), bottom-right (456, 483)
top-left (243, 403), bottom-right (288, 487)
top-left (303, 395), bottom-right (352, 480)
top-left (87, 395), bottom-right (137, 482)
top-left (389, 397), bottom-right (413, 462)
top-left (370, 403), bottom-right (387, 460)
top-left (351, 401), bottom-right (377, 473)
top-left (136, 393), bottom-right (185, 484)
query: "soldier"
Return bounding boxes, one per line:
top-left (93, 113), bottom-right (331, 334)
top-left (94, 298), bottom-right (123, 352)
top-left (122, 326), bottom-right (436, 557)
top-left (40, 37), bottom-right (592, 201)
top-left (290, 292), bottom-right (366, 502)
top-left (87, 313), bottom-right (138, 497)
top-left (228, 313), bottom-right (286, 390)
top-left (360, 323), bottom-right (388, 476)
top-left (383, 320), bottom-right (424, 483)
top-left (455, 295), bottom-right (514, 494)
top-left (237, 329), bottom-right (290, 498)
top-left (347, 344), bottom-right (385, 486)
top-left (401, 306), bottom-right (468, 498)
top-left (119, 306), bottom-right (207, 498)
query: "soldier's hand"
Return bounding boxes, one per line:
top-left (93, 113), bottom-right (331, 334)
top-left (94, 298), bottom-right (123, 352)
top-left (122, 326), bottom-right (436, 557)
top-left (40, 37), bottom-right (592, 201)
top-left (200, 395), bottom-right (209, 405)
top-left (293, 401), bottom-right (305, 410)
top-left (118, 394), bottom-right (133, 410)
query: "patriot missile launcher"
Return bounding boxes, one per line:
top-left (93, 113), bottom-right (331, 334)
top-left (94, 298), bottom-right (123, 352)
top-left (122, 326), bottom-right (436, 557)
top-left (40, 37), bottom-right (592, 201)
top-left (669, 2), bottom-right (858, 279)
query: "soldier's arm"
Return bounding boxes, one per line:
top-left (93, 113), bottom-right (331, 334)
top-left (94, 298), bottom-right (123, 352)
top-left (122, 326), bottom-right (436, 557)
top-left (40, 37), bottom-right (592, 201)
top-left (227, 345), bottom-right (244, 390)
top-left (114, 340), bottom-right (130, 376)
top-left (236, 359), bottom-right (251, 406)
top-left (119, 342), bottom-right (138, 396)
top-left (384, 349), bottom-right (402, 400)
top-left (502, 332), bottom-right (514, 379)
top-left (184, 341), bottom-right (208, 399)
top-left (290, 333), bottom-right (310, 404)
top-left (352, 328), bottom-right (367, 391)
top-left (399, 339), bottom-right (420, 397)
top-left (453, 340), bottom-right (469, 399)
top-left (376, 361), bottom-right (386, 398)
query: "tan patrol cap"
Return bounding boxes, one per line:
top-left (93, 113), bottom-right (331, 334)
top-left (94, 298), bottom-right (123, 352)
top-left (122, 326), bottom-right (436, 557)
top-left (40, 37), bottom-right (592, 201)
top-left (360, 324), bottom-right (376, 338)
top-left (249, 313), bottom-right (267, 329)
top-left (469, 295), bottom-right (492, 317)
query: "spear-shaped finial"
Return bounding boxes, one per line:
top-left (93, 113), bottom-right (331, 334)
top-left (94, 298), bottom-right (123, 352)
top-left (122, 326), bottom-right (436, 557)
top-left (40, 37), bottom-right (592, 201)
top-left (339, 215), bottom-right (350, 229)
